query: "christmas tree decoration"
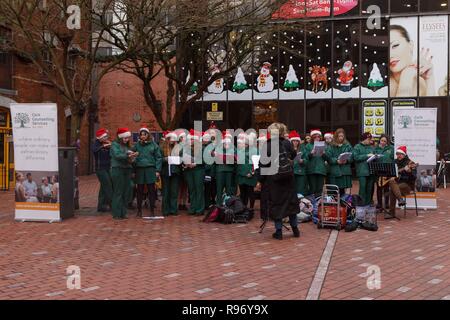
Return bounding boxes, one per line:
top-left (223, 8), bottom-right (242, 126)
top-left (232, 67), bottom-right (248, 93)
top-left (336, 61), bottom-right (354, 92)
top-left (367, 63), bottom-right (384, 91)
top-left (256, 62), bottom-right (274, 93)
top-left (207, 64), bottom-right (224, 94)
top-left (186, 71), bottom-right (198, 94)
top-left (283, 64), bottom-right (299, 91)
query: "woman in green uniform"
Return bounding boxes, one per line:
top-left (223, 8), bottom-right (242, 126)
top-left (132, 126), bottom-right (162, 217)
top-left (160, 131), bottom-right (181, 216)
top-left (110, 128), bottom-right (138, 220)
top-left (182, 130), bottom-right (205, 215)
top-left (289, 130), bottom-right (309, 196)
top-left (374, 134), bottom-right (394, 210)
top-left (236, 135), bottom-right (257, 209)
top-left (215, 132), bottom-right (236, 205)
top-left (326, 128), bottom-right (353, 195)
top-left (305, 129), bottom-right (327, 197)
top-left (202, 131), bottom-right (216, 208)
top-left (353, 132), bottom-right (376, 206)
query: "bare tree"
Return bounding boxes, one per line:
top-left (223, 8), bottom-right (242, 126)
top-left (95, 0), bottom-right (287, 130)
top-left (0, 0), bottom-right (135, 141)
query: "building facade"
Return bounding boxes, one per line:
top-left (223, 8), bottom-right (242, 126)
top-left (179, 0), bottom-right (450, 153)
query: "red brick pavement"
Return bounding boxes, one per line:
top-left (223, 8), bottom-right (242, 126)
top-left (0, 176), bottom-right (449, 300)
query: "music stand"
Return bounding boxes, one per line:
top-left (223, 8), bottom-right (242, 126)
top-left (369, 162), bottom-right (400, 220)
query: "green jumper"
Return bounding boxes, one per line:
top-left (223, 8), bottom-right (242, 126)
top-left (293, 144), bottom-right (309, 195)
top-left (183, 146), bottom-right (205, 215)
top-left (132, 141), bottom-right (163, 184)
top-left (305, 143), bottom-right (328, 196)
top-left (326, 142), bottom-right (353, 191)
top-left (353, 143), bottom-right (376, 205)
top-left (110, 139), bottom-right (133, 219)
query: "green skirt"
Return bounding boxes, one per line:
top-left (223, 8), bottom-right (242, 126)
top-left (328, 175), bottom-right (352, 189)
top-left (135, 167), bottom-right (157, 184)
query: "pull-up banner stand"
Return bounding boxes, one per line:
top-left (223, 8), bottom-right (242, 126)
top-left (10, 103), bottom-right (61, 222)
top-left (393, 107), bottom-right (437, 210)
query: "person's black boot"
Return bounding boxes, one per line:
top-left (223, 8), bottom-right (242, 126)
top-left (292, 226), bottom-right (300, 238)
top-left (272, 230), bottom-right (283, 240)
top-left (398, 198), bottom-right (406, 207)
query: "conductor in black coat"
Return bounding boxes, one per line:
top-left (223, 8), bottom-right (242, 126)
top-left (256, 123), bottom-right (300, 240)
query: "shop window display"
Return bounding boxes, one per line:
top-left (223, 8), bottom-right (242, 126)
top-left (333, 21), bottom-right (360, 98)
top-left (227, 101), bottom-right (253, 130)
top-left (391, 0), bottom-right (418, 13)
top-left (420, 0), bottom-right (449, 12)
top-left (361, 0), bottom-right (388, 15)
top-left (419, 15), bottom-right (449, 97)
top-left (332, 99), bottom-right (361, 145)
top-left (306, 21), bottom-right (332, 99)
top-left (361, 15), bottom-right (388, 98)
top-left (279, 23), bottom-right (305, 100)
top-left (253, 30), bottom-right (279, 100)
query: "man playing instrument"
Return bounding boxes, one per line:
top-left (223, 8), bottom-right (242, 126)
top-left (386, 146), bottom-right (418, 219)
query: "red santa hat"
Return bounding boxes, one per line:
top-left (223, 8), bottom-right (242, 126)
top-left (257, 132), bottom-right (270, 142)
top-left (222, 132), bottom-right (232, 144)
top-left (139, 125), bottom-right (150, 134)
top-left (202, 131), bottom-right (211, 142)
top-left (209, 121), bottom-right (217, 129)
top-left (288, 130), bottom-right (301, 142)
top-left (96, 128), bottom-right (108, 140)
top-left (310, 129), bottom-right (322, 137)
top-left (188, 129), bottom-right (201, 141)
top-left (324, 132), bottom-right (334, 139)
top-left (117, 127), bottom-right (131, 139)
top-left (166, 131), bottom-right (178, 142)
top-left (396, 145), bottom-right (407, 155)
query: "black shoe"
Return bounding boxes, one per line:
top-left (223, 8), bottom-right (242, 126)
top-left (292, 226), bottom-right (300, 238)
top-left (272, 230), bottom-right (283, 240)
top-left (136, 210), bottom-right (142, 217)
top-left (398, 198), bottom-right (406, 207)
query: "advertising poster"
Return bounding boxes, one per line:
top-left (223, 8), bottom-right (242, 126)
top-left (10, 103), bottom-right (60, 222)
top-left (419, 15), bottom-right (449, 97)
top-left (393, 108), bottom-right (437, 209)
top-left (389, 17), bottom-right (418, 98)
top-left (362, 100), bottom-right (386, 138)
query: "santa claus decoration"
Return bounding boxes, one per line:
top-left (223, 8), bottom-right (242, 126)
top-left (337, 60), bottom-right (354, 92)
top-left (257, 62), bottom-right (274, 93)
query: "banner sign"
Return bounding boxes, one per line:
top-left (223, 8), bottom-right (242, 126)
top-left (393, 107), bottom-right (437, 209)
top-left (362, 100), bottom-right (386, 138)
top-left (10, 103), bottom-right (61, 222)
top-left (272, 0), bottom-right (358, 19)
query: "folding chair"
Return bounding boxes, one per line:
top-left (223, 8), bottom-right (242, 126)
top-left (403, 188), bottom-right (419, 218)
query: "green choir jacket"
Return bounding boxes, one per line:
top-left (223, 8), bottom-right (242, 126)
top-left (374, 145), bottom-right (394, 164)
top-left (236, 148), bottom-right (257, 186)
top-left (326, 142), bottom-right (353, 177)
top-left (293, 144), bottom-right (308, 176)
top-left (132, 141), bottom-right (162, 171)
top-left (305, 143), bottom-right (328, 176)
top-left (353, 143), bottom-right (375, 177)
top-left (110, 139), bottom-right (132, 169)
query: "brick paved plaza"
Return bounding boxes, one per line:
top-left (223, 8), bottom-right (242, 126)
top-left (0, 175), bottom-right (449, 300)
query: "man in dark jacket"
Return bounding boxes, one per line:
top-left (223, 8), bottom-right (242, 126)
top-left (387, 145), bottom-right (417, 219)
top-left (256, 123), bottom-right (300, 240)
top-left (92, 128), bottom-right (113, 212)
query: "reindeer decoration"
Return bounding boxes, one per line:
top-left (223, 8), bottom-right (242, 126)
top-left (309, 65), bottom-right (329, 93)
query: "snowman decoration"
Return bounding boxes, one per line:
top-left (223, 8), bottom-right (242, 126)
top-left (207, 64), bottom-right (224, 94)
top-left (337, 60), bottom-right (354, 92)
top-left (257, 62), bottom-right (274, 93)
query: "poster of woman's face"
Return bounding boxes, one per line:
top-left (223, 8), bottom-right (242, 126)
top-left (390, 16), bottom-right (449, 98)
top-left (389, 17), bottom-right (418, 97)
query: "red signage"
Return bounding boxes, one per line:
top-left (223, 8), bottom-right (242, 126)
top-left (272, 0), bottom-right (359, 20)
